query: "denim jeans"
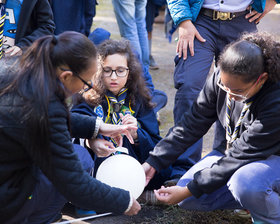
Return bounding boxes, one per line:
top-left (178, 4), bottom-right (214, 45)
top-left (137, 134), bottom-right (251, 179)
top-left (171, 13), bottom-right (257, 178)
top-left (112, 0), bottom-right (150, 70)
top-left (177, 150), bottom-right (280, 224)
top-left (9, 144), bottom-right (94, 224)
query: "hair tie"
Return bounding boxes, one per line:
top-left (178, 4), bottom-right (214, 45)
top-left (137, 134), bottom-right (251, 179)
top-left (52, 35), bottom-right (58, 45)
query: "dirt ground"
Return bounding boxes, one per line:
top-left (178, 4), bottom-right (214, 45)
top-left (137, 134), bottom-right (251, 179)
top-left (59, 2), bottom-right (280, 223)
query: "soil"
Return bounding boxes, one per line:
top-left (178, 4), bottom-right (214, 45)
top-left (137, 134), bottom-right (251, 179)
top-left (59, 2), bottom-right (280, 223)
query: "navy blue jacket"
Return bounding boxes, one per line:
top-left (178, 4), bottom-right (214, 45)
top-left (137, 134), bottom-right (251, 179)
top-left (71, 95), bottom-right (162, 165)
top-left (0, 69), bottom-right (130, 222)
top-left (51, 0), bottom-right (97, 36)
top-left (147, 70), bottom-right (280, 198)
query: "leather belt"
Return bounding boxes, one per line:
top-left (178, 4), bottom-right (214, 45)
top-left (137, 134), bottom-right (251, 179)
top-left (200, 8), bottom-right (248, 20)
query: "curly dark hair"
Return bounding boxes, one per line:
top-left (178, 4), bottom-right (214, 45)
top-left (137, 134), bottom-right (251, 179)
top-left (83, 39), bottom-right (153, 108)
top-left (219, 32), bottom-right (280, 83)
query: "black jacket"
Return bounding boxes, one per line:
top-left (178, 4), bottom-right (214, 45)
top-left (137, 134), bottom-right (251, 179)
top-left (0, 80), bottom-right (130, 222)
top-left (147, 70), bottom-right (280, 198)
top-left (15, 0), bottom-right (55, 49)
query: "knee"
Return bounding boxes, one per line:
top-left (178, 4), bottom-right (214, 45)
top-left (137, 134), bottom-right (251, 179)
top-left (228, 171), bottom-right (271, 209)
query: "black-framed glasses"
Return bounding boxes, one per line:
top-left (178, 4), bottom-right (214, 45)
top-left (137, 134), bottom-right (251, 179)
top-left (60, 67), bottom-right (93, 94)
top-left (102, 66), bottom-right (129, 77)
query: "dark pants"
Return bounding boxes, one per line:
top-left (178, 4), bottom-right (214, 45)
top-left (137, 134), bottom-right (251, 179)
top-left (8, 144), bottom-right (94, 224)
top-left (170, 12), bottom-right (257, 178)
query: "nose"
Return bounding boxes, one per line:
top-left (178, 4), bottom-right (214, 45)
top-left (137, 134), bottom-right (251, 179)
top-left (111, 71), bottom-right (118, 79)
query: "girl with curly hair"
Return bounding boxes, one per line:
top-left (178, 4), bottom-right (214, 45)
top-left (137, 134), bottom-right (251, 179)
top-left (72, 39), bottom-right (170, 189)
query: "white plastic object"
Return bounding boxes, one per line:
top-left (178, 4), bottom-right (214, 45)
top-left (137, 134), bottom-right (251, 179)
top-left (96, 154), bottom-right (146, 199)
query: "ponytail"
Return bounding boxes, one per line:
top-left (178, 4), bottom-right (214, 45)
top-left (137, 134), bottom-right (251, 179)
top-left (2, 31), bottom-right (97, 170)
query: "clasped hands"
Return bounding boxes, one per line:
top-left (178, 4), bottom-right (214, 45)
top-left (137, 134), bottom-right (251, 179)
top-left (87, 113), bottom-right (138, 157)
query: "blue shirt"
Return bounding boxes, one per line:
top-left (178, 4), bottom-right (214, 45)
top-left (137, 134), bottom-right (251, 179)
top-left (203, 0), bottom-right (253, 12)
top-left (3, 0), bottom-right (23, 50)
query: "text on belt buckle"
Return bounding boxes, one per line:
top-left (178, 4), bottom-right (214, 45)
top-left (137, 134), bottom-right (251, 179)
top-left (213, 11), bottom-right (232, 20)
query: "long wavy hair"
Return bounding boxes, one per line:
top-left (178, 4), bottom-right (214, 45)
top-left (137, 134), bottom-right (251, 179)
top-left (83, 39), bottom-right (153, 108)
top-left (0, 31), bottom-right (97, 169)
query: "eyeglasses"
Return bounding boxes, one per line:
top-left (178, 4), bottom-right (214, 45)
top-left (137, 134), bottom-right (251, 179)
top-left (102, 66), bottom-right (129, 77)
top-left (217, 75), bottom-right (262, 101)
top-left (59, 67), bottom-right (93, 94)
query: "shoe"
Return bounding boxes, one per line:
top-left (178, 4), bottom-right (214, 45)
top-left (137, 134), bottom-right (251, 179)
top-left (138, 190), bottom-right (162, 205)
top-left (163, 175), bottom-right (182, 187)
top-left (75, 207), bottom-right (97, 217)
top-left (234, 209), bottom-right (251, 219)
top-left (149, 55), bottom-right (159, 70)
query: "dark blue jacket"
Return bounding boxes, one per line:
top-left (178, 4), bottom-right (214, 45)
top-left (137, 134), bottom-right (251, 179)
top-left (0, 70), bottom-right (130, 222)
top-left (147, 70), bottom-right (280, 198)
top-left (15, 0), bottom-right (55, 49)
top-left (71, 95), bottom-right (162, 165)
top-left (51, 0), bottom-right (97, 36)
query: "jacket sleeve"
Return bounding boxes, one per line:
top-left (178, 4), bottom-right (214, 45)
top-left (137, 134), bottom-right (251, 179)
top-left (146, 73), bottom-right (218, 171)
top-left (167, 0), bottom-right (193, 25)
top-left (133, 103), bottom-right (162, 164)
top-left (35, 99), bottom-right (130, 214)
top-left (70, 112), bottom-right (97, 139)
top-left (16, 0), bottom-right (55, 49)
top-left (188, 84), bottom-right (280, 198)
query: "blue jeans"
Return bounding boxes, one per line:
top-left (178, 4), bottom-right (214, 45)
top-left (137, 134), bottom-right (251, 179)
top-left (171, 13), bottom-right (257, 178)
top-left (112, 0), bottom-right (150, 70)
top-left (177, 150), bottom-right (280, 224)
top-left (152, 89), bottom-right (167, 114)
top-left (9, 144), bottom-right (94, 224)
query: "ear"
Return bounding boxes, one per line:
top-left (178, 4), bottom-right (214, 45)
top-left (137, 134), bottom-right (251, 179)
top-left (59, 70), bottom-right (73, 84)
top-left (260, 72), bottom-right (268, 85)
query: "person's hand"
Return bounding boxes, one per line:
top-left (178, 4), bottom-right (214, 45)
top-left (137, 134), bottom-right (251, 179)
top-left (99, 122), bottom-right (137, 145)
top-left (4, 46), bottom-right (22, 57)
top-left (142, 162), bottom-right (156, 186)
top-left (124, 198), bottom-right (141, 216)
top-left (120, 113), bottom-right (138, 140)
top-left (246, 0), bottom-right (277, 24)
top-left (154, 185), bottom-right (192, 205)
top-left (177, 20), bottom-right (206, 60)
top-left (86, 138), bottom-right (116, 157)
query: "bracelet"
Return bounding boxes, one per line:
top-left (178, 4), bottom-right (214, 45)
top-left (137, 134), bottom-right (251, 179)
top-left (92, 116), bottom-right (102, 139)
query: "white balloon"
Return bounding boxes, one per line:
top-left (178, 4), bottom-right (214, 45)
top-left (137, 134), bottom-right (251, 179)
top-left (96, 154), bottom-right (146, 199)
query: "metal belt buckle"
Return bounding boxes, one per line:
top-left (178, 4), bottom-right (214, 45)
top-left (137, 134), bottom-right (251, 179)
top-left (213, 11), bottom-right (232, 20)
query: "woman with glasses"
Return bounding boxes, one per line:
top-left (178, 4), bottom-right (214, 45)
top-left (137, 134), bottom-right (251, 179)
top-left (72, 39), bottom-right (171, 190)
top-left (143, 32), bottom-right (280, 224)
top-left (0, 32), bottom-right (141, 223)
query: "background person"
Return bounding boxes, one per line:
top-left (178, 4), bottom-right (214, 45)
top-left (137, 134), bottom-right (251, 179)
top-left (1, 0), bottom-right (55, 58)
